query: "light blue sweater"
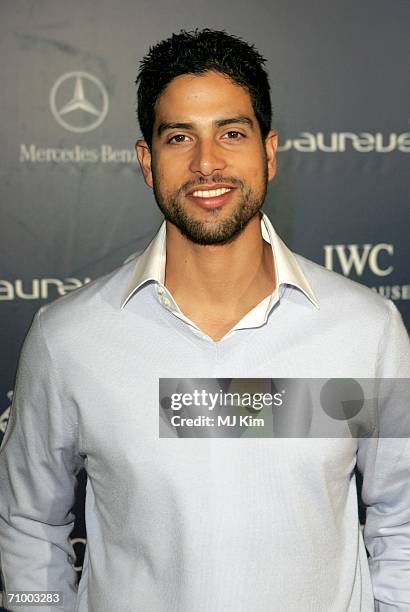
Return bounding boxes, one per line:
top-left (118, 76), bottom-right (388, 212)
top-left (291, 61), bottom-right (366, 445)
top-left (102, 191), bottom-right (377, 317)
top-left (0, 216), bottom-right (409, 611)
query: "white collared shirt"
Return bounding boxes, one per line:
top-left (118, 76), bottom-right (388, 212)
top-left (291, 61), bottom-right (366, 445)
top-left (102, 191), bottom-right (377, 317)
top-left (121, 211), bottom-right (319, 339)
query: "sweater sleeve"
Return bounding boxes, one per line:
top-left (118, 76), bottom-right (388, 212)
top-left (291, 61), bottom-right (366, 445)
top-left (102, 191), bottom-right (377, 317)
top-left (0, 307), bottom-right (84, 612)
top-left (356, 300), bottom-right (410, 611)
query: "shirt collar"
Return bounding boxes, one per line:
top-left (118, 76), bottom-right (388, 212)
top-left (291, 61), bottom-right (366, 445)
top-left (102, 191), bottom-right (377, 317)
top-left (121, 211), bottom-right (319, 310)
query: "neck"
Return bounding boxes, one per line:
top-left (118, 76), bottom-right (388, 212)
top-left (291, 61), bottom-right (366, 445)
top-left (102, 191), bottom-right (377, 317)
top-left (164, 213), bottom-right (276, 320)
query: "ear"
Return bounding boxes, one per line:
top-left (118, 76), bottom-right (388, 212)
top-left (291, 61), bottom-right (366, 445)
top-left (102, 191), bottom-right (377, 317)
top-left (264, 130), bottom-right (278, 181)
top-left (136, 139), bottom-right (153, 187)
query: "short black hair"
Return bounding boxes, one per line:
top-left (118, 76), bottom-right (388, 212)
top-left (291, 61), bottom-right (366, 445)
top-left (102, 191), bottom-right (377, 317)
top-left (136, 28), bottom-right (272, 148)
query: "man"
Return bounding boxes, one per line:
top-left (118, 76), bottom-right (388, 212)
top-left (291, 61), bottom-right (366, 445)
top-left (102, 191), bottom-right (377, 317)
top-left (0, 28), bottom-right (409, 612)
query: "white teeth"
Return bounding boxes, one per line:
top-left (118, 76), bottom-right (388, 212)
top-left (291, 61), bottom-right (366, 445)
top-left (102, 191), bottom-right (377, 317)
top-left (192, 187), bottom-right (231, 198)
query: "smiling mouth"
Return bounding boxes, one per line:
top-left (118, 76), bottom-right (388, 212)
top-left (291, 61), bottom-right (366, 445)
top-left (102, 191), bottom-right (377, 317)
top-left (191, 187), bottom-right (232, 198)
top-left (187, 186), bottom-right (236, 209)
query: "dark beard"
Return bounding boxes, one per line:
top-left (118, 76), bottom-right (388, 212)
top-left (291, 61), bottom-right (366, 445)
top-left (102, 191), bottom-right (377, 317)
top-left (152, 173), bottom-right (268, 246)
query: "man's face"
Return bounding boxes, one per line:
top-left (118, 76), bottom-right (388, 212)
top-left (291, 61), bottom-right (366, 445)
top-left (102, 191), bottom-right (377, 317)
top-left (137, 70), bottom-right (277, 245)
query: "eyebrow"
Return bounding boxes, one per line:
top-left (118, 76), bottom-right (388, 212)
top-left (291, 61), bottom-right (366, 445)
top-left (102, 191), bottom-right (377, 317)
top-left (157, 115), bottom-right (254, 137)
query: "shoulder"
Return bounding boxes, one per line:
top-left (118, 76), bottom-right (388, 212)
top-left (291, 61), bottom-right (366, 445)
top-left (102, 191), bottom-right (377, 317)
top-left (295, 254), bottom-right (408, 341)
top-left (32, 256), bottom-right (139, 343)
top-left (294, 253), bottom-right (399, 326)
top-left (293, 254), bottom-right (409, 375)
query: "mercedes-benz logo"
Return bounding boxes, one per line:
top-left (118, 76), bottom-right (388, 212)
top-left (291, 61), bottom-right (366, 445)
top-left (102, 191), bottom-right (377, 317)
top-left (50, 71), bottom-right (109, 133)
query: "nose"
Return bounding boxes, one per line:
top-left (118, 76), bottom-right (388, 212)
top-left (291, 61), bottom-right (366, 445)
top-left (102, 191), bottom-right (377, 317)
top-left (188, 139), bottom-right (226, 176)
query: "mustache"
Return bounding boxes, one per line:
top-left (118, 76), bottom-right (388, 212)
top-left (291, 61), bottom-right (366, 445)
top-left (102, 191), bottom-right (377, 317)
top-left (179, 175), bottom-right (244, 195)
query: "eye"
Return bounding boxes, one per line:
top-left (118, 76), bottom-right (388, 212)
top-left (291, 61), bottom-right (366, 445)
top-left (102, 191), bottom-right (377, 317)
top-left (222, 130), bottom-right (245, 140)
top-left (167, 134), bottom-right (191, 144)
